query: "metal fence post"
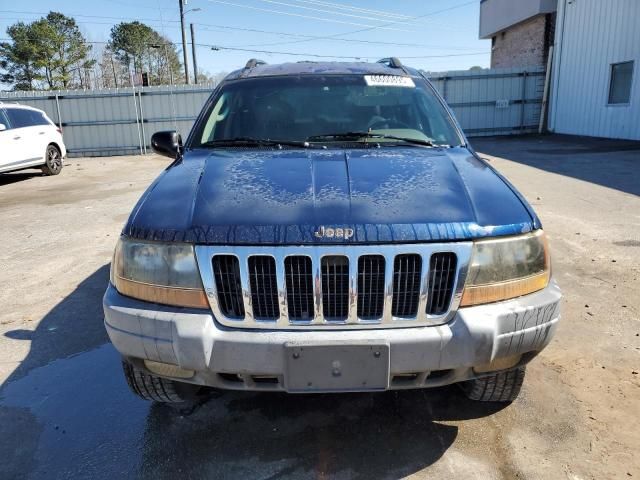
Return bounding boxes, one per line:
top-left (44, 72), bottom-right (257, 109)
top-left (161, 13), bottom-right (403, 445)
top-left (520, 71), bottom-right (528, 130)
top-left (54, 93), bottom-right (63, 139)
top-left (138, 89), bottom-right (147, 154)
top-left (131, 86), bottom-right (143, 155)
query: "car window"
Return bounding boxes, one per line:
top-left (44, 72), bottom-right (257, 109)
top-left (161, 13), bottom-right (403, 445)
top-left (0, 109), bottom-right (9, 129)
top-left (191, 75), bottom-right (462, 147)
top-left (31, 110), bottom-right (51, 126)
top-left (5, 108), bottom-right (50, 128)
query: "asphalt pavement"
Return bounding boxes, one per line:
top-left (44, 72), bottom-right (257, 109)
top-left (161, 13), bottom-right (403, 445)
top-left (0, 135), bottom-right (638, 479)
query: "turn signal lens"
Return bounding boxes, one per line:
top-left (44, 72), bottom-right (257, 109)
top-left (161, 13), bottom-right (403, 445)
top-left (111, 236), bottom-right (209, 309)
top-left (460, 230), bottom-right (550, 307)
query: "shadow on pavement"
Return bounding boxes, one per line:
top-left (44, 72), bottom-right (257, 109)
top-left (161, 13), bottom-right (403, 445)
top-left (0, 171), bottom-right (43, 186)
top-left (138, 386), bottom-right (505, 479)
top-left (473, 134), bottom-right (640, 197)
top-left (0, 265), bottom-right (507, 479)
top-left (1, 264), bottom-right (110, 387)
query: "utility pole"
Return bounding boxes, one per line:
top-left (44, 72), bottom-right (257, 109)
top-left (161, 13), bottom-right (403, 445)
top-left (179, 0), bottom-right (190, 84)
top-left (190, 23), bottom-right (198, 84)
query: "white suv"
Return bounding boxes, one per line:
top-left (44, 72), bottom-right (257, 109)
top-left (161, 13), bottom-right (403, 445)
top-left (0, 104), bottom-right (66, 175)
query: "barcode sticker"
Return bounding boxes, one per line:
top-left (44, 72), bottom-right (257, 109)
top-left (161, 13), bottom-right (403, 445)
top-left (364, 75), bottom-right (415, 88)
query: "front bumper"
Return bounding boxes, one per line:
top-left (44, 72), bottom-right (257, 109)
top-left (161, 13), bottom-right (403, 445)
top-left (103, 281), bottom-right (561, 392)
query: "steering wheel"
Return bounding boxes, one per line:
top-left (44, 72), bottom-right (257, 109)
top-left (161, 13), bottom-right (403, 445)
top-left (367, 116), bottom-right (411, 130)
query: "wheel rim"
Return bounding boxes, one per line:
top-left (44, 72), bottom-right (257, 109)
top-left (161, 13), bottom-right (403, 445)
top-left (47, 147), bottom-right (62, 172)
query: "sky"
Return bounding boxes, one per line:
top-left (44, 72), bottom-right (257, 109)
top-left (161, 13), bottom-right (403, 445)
top-left (0, 0), bottom-right (490, 77)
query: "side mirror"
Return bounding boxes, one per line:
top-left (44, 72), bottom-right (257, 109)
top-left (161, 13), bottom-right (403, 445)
top-left (151, 131), bottom-right (182, 159)
top-left (0, 123), bottom-right (6, 131)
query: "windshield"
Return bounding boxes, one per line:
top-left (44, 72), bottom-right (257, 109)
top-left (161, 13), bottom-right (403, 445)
top-left (190, 74), bottom-right (462, 148)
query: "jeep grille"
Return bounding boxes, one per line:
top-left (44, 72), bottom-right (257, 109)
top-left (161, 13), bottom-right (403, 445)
top-left (212, 255), bottom-right (245, 318)
top-left (357, 255), bottom-right (385, 319)
top-left (196, 244), bottom-right (472, 330)
top-left (284, 256), bottom-right (314, 320)
top-left (248, 256), bottom-right (279, 320)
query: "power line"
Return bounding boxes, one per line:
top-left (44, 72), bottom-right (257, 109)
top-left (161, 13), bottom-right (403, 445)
top-left (0, 34), bottom-right (487, 62)
top-left (0, 5), bottom-right (487, 62)
top-left (206, 44), bottom-right (487, 60)
top-left (252, 0), bottom-right (424, 26)
top-left (0, 10), bottom-right (169, 22)
top-left (0, 36), bottom-right (487, 60)
top-left (194, 23), bottom-right (480, 50)
top-left (205, 0), bottom-right (417, 32)
top-left (210, 45), bottom-right (365, 59)
top-left (0, 12), bottom-right (479, 51)
top-left (0, 16), bottom-right (186, 30)
top-left (286, 0), bottom-right (413, 21)
top-left (0, 7), bottom-right (480, 49)
top-left (261, 0), bottom-right (477, 48)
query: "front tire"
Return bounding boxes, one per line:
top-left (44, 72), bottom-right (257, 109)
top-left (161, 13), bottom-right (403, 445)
top-left (122, 361), bottom-right (199, 403)
top-left (461, 366), bottom-right (526, 402)
top-left (41, 144), bottom-right (63, 176)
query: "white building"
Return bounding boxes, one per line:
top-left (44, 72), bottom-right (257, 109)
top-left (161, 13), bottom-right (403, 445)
top-left (549, 0), bottom-right (639, 140)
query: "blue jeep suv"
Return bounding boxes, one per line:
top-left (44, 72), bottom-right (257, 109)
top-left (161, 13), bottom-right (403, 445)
top-left (104, 58), bottom-right (561, 403)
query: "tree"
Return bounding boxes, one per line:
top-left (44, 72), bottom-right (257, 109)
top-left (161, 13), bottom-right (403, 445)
top-left (31, 12), bottom-right (95, 89)
top-left (0, 12), bottom-right (94, 90)
top-left (97, 46), bottom-right (129, 88)
top-left (196, 70), bottom-right (229, 85)
top-left (109, 21), bottom-right (183, 85)
top-left (0, 22), bottom-right (44, 90)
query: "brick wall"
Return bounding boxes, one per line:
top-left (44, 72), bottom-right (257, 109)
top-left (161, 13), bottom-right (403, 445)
top-left (490, 15), bottom-right (550, 68)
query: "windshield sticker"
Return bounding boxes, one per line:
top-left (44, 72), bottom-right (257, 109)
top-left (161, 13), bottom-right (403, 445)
top-left (364, 75), bottom-right (415, 88)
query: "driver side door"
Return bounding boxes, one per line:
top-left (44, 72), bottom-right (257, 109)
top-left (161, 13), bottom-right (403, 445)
top-left (0, 108), bottom-right (21, 172)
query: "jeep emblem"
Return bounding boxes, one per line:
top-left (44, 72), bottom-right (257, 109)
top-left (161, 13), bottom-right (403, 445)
top-left (314, 226), bottom-right (354, 239)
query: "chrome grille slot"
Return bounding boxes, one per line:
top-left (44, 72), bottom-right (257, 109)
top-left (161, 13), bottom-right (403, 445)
top-left (196, 243), bottom-right (471, 330)
top-left (357, 255), bottom-right (385, 319)
top-left (284, 256), bottom-right (314, 320)
top-left (212, 255), bottom-right (245, 318)
top-left (427, 252), bottom-right (458, 316)
top-left (392, 254), bottom-right (422, 317)
top-left (248, 256), bottom-right (279, 320)
top-left (321, 256), bottom-right (350, 320)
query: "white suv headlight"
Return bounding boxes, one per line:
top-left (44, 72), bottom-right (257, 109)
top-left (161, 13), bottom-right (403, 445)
top-left (460, 230), bottom-right (550, 307)
top-left (111, 236), bottom-right (208, 308)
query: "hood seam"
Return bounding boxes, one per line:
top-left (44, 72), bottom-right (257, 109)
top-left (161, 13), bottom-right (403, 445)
top-left (448, 155), bottom-right (480, 224)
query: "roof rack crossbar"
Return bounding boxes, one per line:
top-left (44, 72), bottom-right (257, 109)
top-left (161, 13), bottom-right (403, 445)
top-left (377, 57), bottom-right (404, 69)
top-left (245, 58), bottom-right (267, 69)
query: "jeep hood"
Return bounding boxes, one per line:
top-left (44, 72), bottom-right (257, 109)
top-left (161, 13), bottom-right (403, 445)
top-left (124, 147), bottom-right (539, 244)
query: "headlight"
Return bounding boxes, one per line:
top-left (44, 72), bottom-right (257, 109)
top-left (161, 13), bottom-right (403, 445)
top-left (111, 236), bottom-right (208, 309)
top-left (460, 230), bottom-right (550, 307)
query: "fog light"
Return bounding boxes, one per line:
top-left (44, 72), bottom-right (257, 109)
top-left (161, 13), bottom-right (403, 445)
top-left (473, 354), bottom-right (522, 374)
top-left (144, 360), bottom-right (194, 379)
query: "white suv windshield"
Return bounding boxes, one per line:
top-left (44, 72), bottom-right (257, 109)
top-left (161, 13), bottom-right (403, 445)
top-left (191, 75), bottom-right (462, 147)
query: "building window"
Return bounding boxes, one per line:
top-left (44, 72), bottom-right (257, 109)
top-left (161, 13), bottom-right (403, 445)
top-left (608, 61), bottom-right (634, 105)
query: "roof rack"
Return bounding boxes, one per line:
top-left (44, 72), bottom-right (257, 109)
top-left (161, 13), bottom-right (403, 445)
top-left (244, 58), bottom-right (267, 69)
top-left (377, 57), bottom-right (404, 69)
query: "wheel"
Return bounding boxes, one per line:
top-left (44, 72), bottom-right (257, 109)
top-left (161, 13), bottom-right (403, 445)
top-left (122, 361), bottom-right (199, 403)
top-left (460, 366), bottom-right (526, 402)
top-left (41, 144), bottom-right (63, 176)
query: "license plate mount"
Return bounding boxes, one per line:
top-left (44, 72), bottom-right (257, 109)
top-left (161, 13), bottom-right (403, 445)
top-left (284, 342), bottom-right (390, 392)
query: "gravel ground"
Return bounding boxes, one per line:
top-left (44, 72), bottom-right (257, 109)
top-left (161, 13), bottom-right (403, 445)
top-left (0, 135), bottom-right (638, 479)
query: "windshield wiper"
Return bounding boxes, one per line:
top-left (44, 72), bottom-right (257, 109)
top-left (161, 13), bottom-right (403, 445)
top-left (200, 136), bottom-right (311, 149)
top-left (306, 132), bottom-right (434, 147)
